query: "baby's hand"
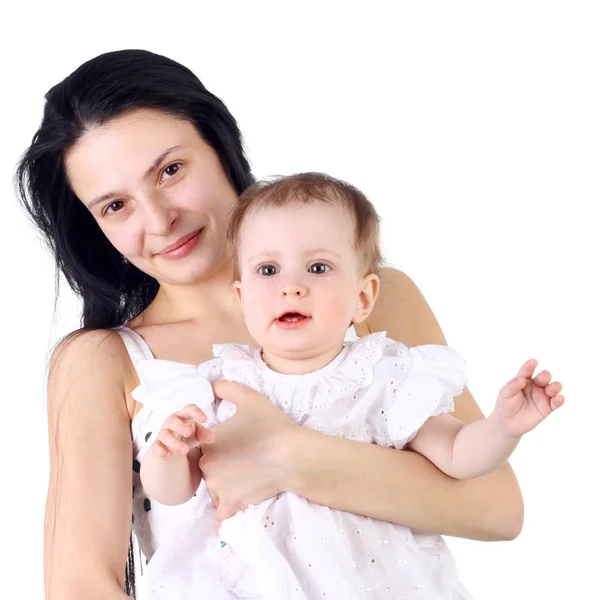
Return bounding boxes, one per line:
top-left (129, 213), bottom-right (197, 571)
top-left (492, 359), bottom-right (565, 438)
top-left (151, 404), bottom-right (215, 460)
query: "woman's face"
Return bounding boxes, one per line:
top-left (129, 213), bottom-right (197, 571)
top-left (66, 109), bottom-right (239, 286)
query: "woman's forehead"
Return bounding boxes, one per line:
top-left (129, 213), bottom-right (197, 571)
top-left (65, 109), bottom-right (202, 201)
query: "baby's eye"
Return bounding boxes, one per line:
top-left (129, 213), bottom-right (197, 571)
top-left (104, 200), bottom-right (126, 215)
top-left (308, 263), bottom-right (331, 274)
top-left (160, 162), bottom-right (182, 183)
top-left (258, 265), bottom-right (279, 276)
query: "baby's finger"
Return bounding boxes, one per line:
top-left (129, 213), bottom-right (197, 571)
top-left (516, 359), bottom-right (538, 378)
top-left (545, 381), bottom-right (562, 397)
top-left (533, 370), bottom-right (552, 387)
top-left (163, 414), bottom-right (194, 439)
top-left (550, 394), bottom-right (565, 411)
top-left (158, 428), bottom-right (190, 455)
top-left (498, 377), bottom-right (525, 399)
top-left (151, 440), bottom-right (173, 458)
top-left (177, 404), bottom-right (208, 424)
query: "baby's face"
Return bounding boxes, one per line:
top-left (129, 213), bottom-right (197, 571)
top-left (235, 202), bottom-right (370, 360)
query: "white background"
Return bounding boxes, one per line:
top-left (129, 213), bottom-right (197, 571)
top-left (1, 1), bottom-right (598, 598)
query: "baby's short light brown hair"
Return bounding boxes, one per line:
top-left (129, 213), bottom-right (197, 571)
top-left (227, 172), bottom-right (383, 280)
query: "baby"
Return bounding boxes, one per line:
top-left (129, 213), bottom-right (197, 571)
top-left (134, 173), bottom-right (564, 600)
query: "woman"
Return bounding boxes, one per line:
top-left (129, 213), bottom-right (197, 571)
top-left (17, 49), bottom-right (523, 600)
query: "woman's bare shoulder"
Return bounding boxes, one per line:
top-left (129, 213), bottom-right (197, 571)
top-left (364, 267), bottom-right (447, 347)
top-left (50, 328), bottom-right (128, 373)
top-left (48, 328), bottom-right (135, 419)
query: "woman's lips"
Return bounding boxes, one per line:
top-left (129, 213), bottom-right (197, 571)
top-left (158, 229), bottom-right (203, 260)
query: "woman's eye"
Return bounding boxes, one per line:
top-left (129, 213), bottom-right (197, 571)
top-left (258, 265), bottom-right (279, 276)
top-left (104, 200), bottom-right (125, 215)
top-left (160, 162), bottom-right (182, 182)
top-left (308, 263), bottom-right (331, 274)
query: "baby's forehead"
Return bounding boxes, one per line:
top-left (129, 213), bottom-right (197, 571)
top-left (239, 203), bottom-right (356, 254)
top-left (243, 199), bottom-right (354, 227)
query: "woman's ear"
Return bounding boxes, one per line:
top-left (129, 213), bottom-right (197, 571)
top-left (352, 273), bottom-right (380, 324)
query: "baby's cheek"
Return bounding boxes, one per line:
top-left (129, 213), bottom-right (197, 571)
top-left (241, 290), bottom-right (271, 327)
top-left (322, 289), bottom-right (355, 321)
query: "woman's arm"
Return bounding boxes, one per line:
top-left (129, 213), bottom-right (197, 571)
top-left (286, 268), bottom-right (524, 540)
top-left (44, 330), bottom-right (134, 600)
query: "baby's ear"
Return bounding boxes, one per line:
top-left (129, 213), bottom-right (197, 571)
top-left (233, 281), bottom-right (243, 305)
top-left (352, 273), bottom-right (380, 324)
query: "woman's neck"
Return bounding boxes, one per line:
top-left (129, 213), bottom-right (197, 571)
top-left (149, 261), bottom-right (240, 325)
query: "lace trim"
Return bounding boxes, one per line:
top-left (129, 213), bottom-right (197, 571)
top-left (214, 333), bottom-right (388, 419)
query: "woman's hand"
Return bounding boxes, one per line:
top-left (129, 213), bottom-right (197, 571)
top-left (200, 381), bottom-right (301, 528)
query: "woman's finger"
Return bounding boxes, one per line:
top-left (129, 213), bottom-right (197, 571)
top-left (550, 394), bottom-right (565, 411)
top-left (212, 380), bottom-right (257, 406)
top-left (195, 424), bottom-right (215, 445)
top-left (215, 502), bottom-right (237, 531)
top-left (203, 479), bottom-right (219, 509)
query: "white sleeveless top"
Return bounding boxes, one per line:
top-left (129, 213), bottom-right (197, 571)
top-left (120, 326), bottom-right (363, 559)
top-left (116, 326), bottom-right (473, 600)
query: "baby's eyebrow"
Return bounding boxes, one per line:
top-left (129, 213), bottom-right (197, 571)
top-left (245, 249), bottom-right (342, 263)
top-left (245, 251), bottom-right (280, 264)
top-left (304, 249), bottom-right (342, 259)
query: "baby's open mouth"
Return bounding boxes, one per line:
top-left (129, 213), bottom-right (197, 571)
top-left (277, 312), bottom-right (310, 323)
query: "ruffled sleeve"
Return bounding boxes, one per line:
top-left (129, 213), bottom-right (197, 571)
top-left (367, 343), bottom-right (468, 449)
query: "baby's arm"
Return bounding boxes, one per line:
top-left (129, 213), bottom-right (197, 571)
top-left (408, 358), bottom-right (564, 479)
top-left (141, 404), bottom-right (214, 505)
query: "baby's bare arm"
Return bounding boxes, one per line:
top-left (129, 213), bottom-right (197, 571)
top-left (141, 447), bottom-right (203, 505)
top-left (344, 267), bottom-right (525, 539)
top-left (141, 404), bottom-right (212, 505)
top-left (408, 413), bottom-right (520, 479)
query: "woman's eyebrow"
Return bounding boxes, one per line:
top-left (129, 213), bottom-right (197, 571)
top-left (87, 145), bottom-right (186, 209)
top-left (143, 144), bottom-right (185, 179)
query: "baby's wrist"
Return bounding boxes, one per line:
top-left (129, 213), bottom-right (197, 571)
top-left (487, 409), bottom-right (523, 440)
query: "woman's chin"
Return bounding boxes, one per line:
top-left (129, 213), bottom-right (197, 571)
top-left (151, 255), bottom-right (230, 286)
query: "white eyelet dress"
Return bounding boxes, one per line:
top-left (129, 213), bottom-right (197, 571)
top-left (117, 327), bottom-right (473, 600)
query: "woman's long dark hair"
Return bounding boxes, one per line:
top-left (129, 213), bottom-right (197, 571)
top-left (16, 49), bottom-right (254, 330)
top-left (15, 49), bottom-right (254, 596)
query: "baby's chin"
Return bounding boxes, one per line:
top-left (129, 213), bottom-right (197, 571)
top-left (258, 337), bottom-right (315, 360)
top-left (260, 336), bottom-right (347, 367)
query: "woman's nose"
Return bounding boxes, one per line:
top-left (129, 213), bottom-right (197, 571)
top-left (142, 196), bottom-right (178, 235)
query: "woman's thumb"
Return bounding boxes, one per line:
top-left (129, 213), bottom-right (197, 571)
top-left (212, 380), bottom-right (253, 405)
